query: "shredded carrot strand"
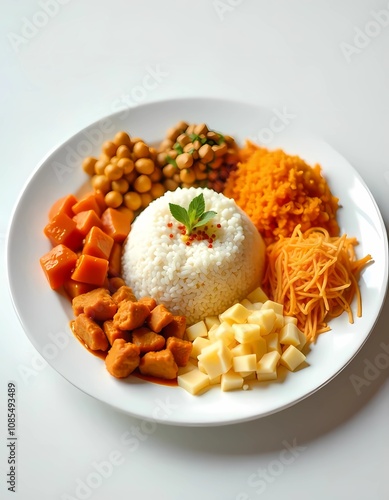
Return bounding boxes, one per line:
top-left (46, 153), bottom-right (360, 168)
top-left (262, 225), bottom-right (372, 342)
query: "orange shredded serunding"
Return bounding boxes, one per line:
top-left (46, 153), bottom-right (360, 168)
top-left (223, 141), bottom-right (340, 245)
top-left (262, 225), bottom-right (372, 342)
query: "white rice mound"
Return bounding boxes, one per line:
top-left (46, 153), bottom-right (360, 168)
top-left (121, 187), bottom-right (266, 325)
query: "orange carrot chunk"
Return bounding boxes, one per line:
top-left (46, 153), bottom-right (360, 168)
top-left (44, 212), bottom-right (84, 251)
top-left (101, 207), bottom-right (131, 243)
top-left (40, 244), bottom-right (78, 289)
top-left (48, 194), bottom-right (78, 220)
top-left (63, 279), bottom-right (95, 299)
top-left (71, 254), bottom-right (109, 286)
top-left (73, 210), bottom-right (103, 236)
top-left (72, 194), bottom-right (102, 217)
top-left (108, 242), bottom-right (122, 277)
top-left (82, 226), bottom-right (114, 260)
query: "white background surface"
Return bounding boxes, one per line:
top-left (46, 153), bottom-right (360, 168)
top-left (1, 1), bottom-right (389, 499)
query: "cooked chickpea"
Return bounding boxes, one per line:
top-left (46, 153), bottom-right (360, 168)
top-left (150, 182), bottom-right (165, 199)
top-left (117, 157), bottom-right (134, 175)
top-left (82, 156), bottom-right (97, 176)
top-left (179, 169), bottom-right (196, 184)
top-left (208, 157), bottom-right (223, 169)
top-left (133, 174), bottom-right (152, 193)
top-left (133, 141), bottom-right (150, 159)
top-left (183, 143), bottom-right (194, 154)
top-left (173, 173), bottom-right (181, 184)
top-left (157, 152), bottom-right (168, 167)
top-left (166, 149), bottom-right (178, 160)
top-left (124, 191), bottom-right (142, 211)
top-left (149, 147), bottom-right (158, 162)
top-left (102, 140), bottom-right (117, 157)
top-left (176, 120), bottom-right (188, 132)
top-left (194, 123), bottom-right (208, 135)
top-left (116, 145), bottom-right (131, 159)
top-left (193, 163), bottom-right (208, 181)
top-left (158, 139), bottom-right (173, 152)
top-left (125, 171), bottom-right (137, 186)
top-left (176, 133), bottom-right (191, 147)
top-left (199, 144), bottom-right (214, 163)
top-left (162, 164), bottom-right (176, 178)
top-left (140, 192), bottom-right (153, 208)
top-left (193, 140), bottom-right (201, 151)
top-left (150, 166), bottom-right (162, 182)
top-left (91, 174), bottom-right (111, 193)
top-left (166, 127), bottom-right (181, 143)
top-left (99, 153), bottom-right (112, 163)
top-left (111, 178), bottom-right (130, 194)
top-left (163, 178), bottom-right (179, 191)
top-left (110, 156), bottom-right (119, 166)
top-left (176, 152), bottom-right (193, 170)
top-left (135, 158), bottom-right (155, 175)
top-left (113, 131), bottom-right (131, 147)
top-left (94, 159), bottom-right (109, 175)
top-left (105, 190), bottom-right (123, 208)
top-left (212, 143), bottom-right (228, 157)
top-left (104, 163), bottom-right (124, 181)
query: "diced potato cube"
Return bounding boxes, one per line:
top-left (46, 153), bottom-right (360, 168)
top-left (261, 300), bottom-right (283, 315)
top-left (197, 360), bottom-right (206, 373)
top-left (186, 320), bottom-right (208, 341)
top-left (205, 315), bottom-right (220, 331)
top-left (207, 323), bottom-right (219, 341)
top-left (177, 361), bottom-right (197, 376)
top-left (177, 368), bottom-right (210, 395)
top-left (273, 313), bottom-right (284, 331)
top-left (266, 332), bottom-right (281, 355)
top-left (197, 340), bottom-right (232, 379)
top-left (232, 354), bottom-right (257, 373)
top-left (247, 337), bottom-right (267, 361)
top-left (240, 299), bottom-right (253, 309)
top-left (256, 351), bottom-right (280, 381)
top-left (212, 321), bottom-right (235, 347)
top-left (250, 302), bottom-right (264, 311)
top-left (232, 323), bottom-right (261, 344)
top-left (284, 316), bottom-right (298, 326)
top-left (280, 345), bottom-right (306, 371)
top-left (279, 323), bottom-right (301, 347)
top-left (297, 329), bottom-right (307, 351)
top-left (221, 370), bottom-right (244, 391)
top-left (209, 374), bottom-right (222, 385)
top-left (240, 371), bottom-right (256, 380)
top-left (231, 343), bottom-right (252, 357)
top-left (247, 309), bottom-right (276, 335)
top-left (219, 303), bottom-right (251, 325)
top-left (246, 286), bottom-right (268, 303)
top-left (190, 336), bottom-right (211, 358)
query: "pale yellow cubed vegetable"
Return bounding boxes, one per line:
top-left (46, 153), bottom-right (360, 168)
top-left (232, 353), bottom-right (257, 373)
top-left (284, 316), bottom-right (298, 326)
top-left (256, 351), bottom-right (280, 381)
top-left (297, 329), bottom-right (307, 351)
top-left (186, 320), bottom-right (208, 341)
top-left (177, 361), bottom-right (198, 376)
top-left (207, 323), bottom-right (219, 341)
top-left (177, 368), bottom-right (210, 395)
top-left (273, 313), bottom-right (285, 332)
top-left (231, 343), bottom-right (252, 357)
top-left (240, 371), bottom-right (256, 380)
top-left (279, 323), bottom-right (301, 347)
top-left (191, 336), bottom-right (211, 359)
top-left (247, 309), bottom-right (276, 335)
top-left (221, 370), bottom-right (244, 391)
top-left (247, 286), bottom-right (268, 303)
top-left (280, 345), bottom-right (306, 371)
top-left (205, 315), bottom-right (220, 331)
top-left (197, 340), bottom-right (233, 379)
top-left (212, 321), bottom-right (235, 347)
top-left (209, 374), bottom-right (222, 385)
top-left (240, 298), bottom-right (253, 309)
top-left (266, 332), bottom-right (281, 355)
top-left (232, 323), bottom-right (261, 344)
top-left (219, 303), bottom-right (251, 325)
top-left (247, 337), bottom-right (267, 361)
top-left (261, 300), bottom-right (283, 316)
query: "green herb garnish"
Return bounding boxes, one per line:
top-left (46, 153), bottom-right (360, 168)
top-left (166, 155), bottom-right (177, 168)
top-left (173, 143), bottom-right (184, 155)
top-left (169, 193), bottom-right (217, 236)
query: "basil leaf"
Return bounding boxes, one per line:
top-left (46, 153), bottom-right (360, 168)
top-left (188, 193), bottom-right (205, 220)
top-left (169, 203), bottom-right (190, 229)
top-left (192, 210), bottom-right (217, 229)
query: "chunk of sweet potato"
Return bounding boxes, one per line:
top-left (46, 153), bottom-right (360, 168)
top-left (48, 194), bottom-right (78, 220)
top-left (73, 210), bottom-right (103, 236)
top-left (72, 288), bottom-right (117, 321)
top-left (103, 320), bottom-right (131, 346)
top-left (131, 327), bottom-right (165, 353)
top-left (108, 242), bottom-right (122, 277)
top-left (72, 313), bottom-right (109, 351)
top-left (139, 349), bottom-right (178, 380)
top-left (147, 304), bottom-right (173, 333)
top-left (105, 339), bottom-right (140, 378)
top-left (113, 301), bottom-right (150, 330)
top-left (40, 244), bottom-right (78, 290)
top-left (71, 254), bottom-right (109, 286)
top-left (138, 296), bottom-right (157, 311)
top-left (166, 336), bottom-right (192, 367)
top-left (101, 207), bottom-right (131, 243)
top-left (72, 193), bottom-right (102, 217)
top-left (44, 212), bottom-right (84, 251)
top-left (161, 315), bottom-right (186, 339)
top-left (111, 286), bottom-right (137, 305)
top-left (82, 226), bottom-right (114, 260)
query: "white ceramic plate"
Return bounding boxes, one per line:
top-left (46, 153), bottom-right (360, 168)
top-left (6, 98), bottom-right (388, 426)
